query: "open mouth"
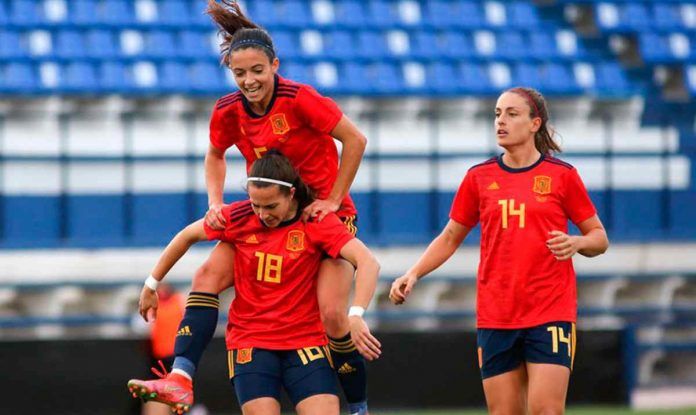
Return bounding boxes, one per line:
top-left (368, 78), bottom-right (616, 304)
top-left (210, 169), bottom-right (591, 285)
top-left (497, 129), bottom-right (508, 137)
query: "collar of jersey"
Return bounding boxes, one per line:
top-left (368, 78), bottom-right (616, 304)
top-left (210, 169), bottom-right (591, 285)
top-left (242, 74), bottom-right (280, 119)
top-left (496, 152), bottom-right (545, 173)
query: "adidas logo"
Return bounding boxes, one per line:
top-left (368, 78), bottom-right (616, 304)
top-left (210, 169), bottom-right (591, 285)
top-left (487, 181), bottom-right (500, 190)
top-left (245, 234), bottom-right (259, 244)
top-left (338, 363), bottom-right (356, 374)
top-left (176, 326), bottom-right (192, 337)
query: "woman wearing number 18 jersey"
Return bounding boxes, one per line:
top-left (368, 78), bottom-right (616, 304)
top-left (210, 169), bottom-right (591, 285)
top-left (390, 87), bottom-right (609, 414)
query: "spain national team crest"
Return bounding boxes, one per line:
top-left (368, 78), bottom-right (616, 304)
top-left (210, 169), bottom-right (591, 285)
top-left (270, 113), bottom-right (290, 135)
top-left (533, 175), bottom-right (552, 195)
top-left (286, 230), bottom-right (305, 252)
top-left (236, 348), bottom-right (253, 364)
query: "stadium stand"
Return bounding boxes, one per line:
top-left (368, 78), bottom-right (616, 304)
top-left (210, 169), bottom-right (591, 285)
top-left (1, 0), bottom-right (695, 409)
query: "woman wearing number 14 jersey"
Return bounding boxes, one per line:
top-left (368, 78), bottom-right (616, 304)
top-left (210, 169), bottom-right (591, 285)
top-left (391, 87), bottom-right (609, 414)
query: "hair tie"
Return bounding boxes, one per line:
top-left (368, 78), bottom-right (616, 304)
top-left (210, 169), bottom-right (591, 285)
top-left (230, 38), bottom-right (274, 54)
top-left (516, 89), bottom-right (541, 119)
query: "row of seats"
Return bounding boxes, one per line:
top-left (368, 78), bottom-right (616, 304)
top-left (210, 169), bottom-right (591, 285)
top-left (0, 28), bottom-right (586, 62)
top-left (0, 0), bottom-right (546, 30)
top-left (0, 60), bottom-right (632, 96)
top-left (639, 32), bottom-right (696, 63)
top-left (594, 2), bottom-right (696, 32)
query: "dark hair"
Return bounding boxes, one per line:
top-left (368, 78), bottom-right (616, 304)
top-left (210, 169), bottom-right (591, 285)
top-left (248, 150), bottom-right (315, 210)
top-left (506, 87), bottom-right (561, 155)
top-left (206, 0), bottom-right (276, 66)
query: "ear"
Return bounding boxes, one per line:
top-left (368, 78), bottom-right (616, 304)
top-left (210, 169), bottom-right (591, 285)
top-left (530, 117), bottom-right (542, 134)
top-left (271, 57), bottom-right (280, 73)
top-left (289, 186), bottom-right (296, 199)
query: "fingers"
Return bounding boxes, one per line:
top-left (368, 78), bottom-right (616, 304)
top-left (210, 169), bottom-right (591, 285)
top-left (147, 308), bottom-right (157, 322)
top-left (315, 209), bottom-right (328, 223)
top-left (389, 281), bottom-right (406, 305)
top-left (302, 204), bottom-right (316, 222)
top-left (354, 331), bottom-right (382, 361)
top-left (216, 211), bottom-right (227, 226)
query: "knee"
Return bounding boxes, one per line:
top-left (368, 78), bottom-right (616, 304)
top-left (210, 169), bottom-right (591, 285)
top-left (319, 303), bottom-right (348, 335)
top-left (529, 403), bottom-right (564, 415)
top-left (192, 261), bottom-right (231, 293)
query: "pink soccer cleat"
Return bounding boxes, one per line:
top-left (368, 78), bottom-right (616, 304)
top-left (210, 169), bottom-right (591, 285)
top-left (127, 361), bottom-right (193, 414)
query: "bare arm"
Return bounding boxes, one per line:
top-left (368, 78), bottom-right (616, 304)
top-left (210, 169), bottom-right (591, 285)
top-left (139, 219), bottom-right (208, 321)
top-left (304, 115), bottom-right (367, 221)
top-left (337, 238), bottom-right (382, 361)
top-left (547, 215), bottom-right (609, 260)
top-left (390, 220), bottom-right (472, 304)
top-left (205, 144), bottom-right (228, 229)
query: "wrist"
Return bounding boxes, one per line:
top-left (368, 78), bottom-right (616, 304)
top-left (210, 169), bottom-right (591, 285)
top-left (144, 275), bottom-right (159, 291)
top-left (348, 306), bottom-right (365, 318)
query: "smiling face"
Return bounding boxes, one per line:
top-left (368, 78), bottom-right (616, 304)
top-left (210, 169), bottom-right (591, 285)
top-left (494, 91), bottom-right (541, 150)
top-left (248, 184), bottom-right (296, 228)
top-left (229, 47), bottom-right (279, 113)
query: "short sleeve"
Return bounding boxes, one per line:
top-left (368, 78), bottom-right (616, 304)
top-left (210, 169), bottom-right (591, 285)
top-left (209, 103), bottom-right (238, 152)
top-left (294, 86), bottom-right (343, 134)
top-left (563, 168), bottom-right (596, 225)
top-left (308, 214), bottom-right (354, 258)
top-left (449, 171), bottom-right (480, 227)
top-left (203, 205), bottom-right (234, 242)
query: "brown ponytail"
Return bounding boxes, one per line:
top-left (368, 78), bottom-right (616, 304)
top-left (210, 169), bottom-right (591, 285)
top-left (206, 0), bottom-right (276, 66)
top-left (507, 87), bottom-right (561, 155)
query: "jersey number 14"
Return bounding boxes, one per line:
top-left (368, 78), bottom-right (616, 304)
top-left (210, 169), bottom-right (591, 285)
top-left (498, 199), bottom-right (526, 229)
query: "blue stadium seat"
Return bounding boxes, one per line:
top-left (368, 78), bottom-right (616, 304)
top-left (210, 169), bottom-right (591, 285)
top-left (459, 62), bottom-right (492, 95)
top-left (458, 1), bottom-right (485, 29)
top-left (513, 63), bottom-right (541, 89)
top-left (497, 32), bottom-right (528, 60)
top-left (507, 1), bottom-right (541, 29)
top-left (179, 30), bottom-right (211, 59)
top-left (639, 33), bottom-right (672, 63)
top-left (622, 3), bottom-right (651, 31)
top-left (323, 30), bottom-right (355, 60)
top-left (426, 0), bottom-right (484, 29)
top-left (428, 62), bottom-right (459, 94)
top-left (595, 62), bottom-right (631, 95)
top-left (367, 0), bottom-right (399, 28)
top-left (529, 32), bottom-right (558, 60)
top-left (272, 31), bottom-right (299, 59)
top-left (55, 30), bottom-right (86, 59)
top-left (442, 31), bottom-right (475, 59)
top-left (411, 30), bottom-right (440, 60)
top-left (63, 62), bottom-right (99, 93)
top-left (144, 30), bottom-right (175, 59)
top-left (543, 63), bottom-right (579, 94)
top-left (357, 31), bottom-right (388, 60)
top-left (85, 30), bottom-right (118, 59)
top-left (190, 62), bottom-right (223, 94)
top-left (158, 0), bottom-right (188, 26)
top-left (248, 0), bottom-right (277, 28)
top-left (334, 0), bottom-right (366, 29)
top-left (159, 62), bottom-right (189, 93)
top-left (99, 61), bottom-right (132, 93)
top-left (101, 0), bottom-right (134, 27)
top-left (3, 62), bottom-right (36, 93)
top-left (9, 0), bottom-right (43, 27)
top-left (189, 0), bottom-right (210, 29)
top-left (0, 1), bottom-right (8, 27)
top-left (70, 0), bottom-right (98, 27)
top-left (0, 30), bottom-right (26, 59)
top-left (653, 3), bottom-right (683, 31)
top-left (425, 0), bottom-right (456, 28)
top-left (372, 63), bottom-right (402, 94)
top-left (281, 0), bottom-right (310, 29)
top-left (282, 61), bottom-right (313, 85)
top-left (340, 62), bottom-right (369, 94)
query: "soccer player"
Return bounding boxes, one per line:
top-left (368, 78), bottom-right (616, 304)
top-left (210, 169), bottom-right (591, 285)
top-left (390, 87), bottom-right (609, 415)
top-left (129, 152), bottom-right (381, 415)
top-left (150, 1), bottom-right (372, 414)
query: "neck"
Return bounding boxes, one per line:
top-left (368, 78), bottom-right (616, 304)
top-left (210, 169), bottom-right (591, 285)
top-left (248, 93), bottom-right (273, 115)
top-left (283, 201), bottom-right (299, 222)
top-left (502, 142), bottom-right (541, 169)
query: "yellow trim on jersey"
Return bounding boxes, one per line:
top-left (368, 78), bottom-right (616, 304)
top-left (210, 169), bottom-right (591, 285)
top-left (342, 215), bottom-right (358, 236)
top-left (571, 323), bottom-right (577, 371)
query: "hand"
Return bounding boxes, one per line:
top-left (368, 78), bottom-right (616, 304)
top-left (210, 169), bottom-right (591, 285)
top-left (302, 198), bottom-right (340, 223)
top-left (139, 286), bottom-right (159, 322)
top-left (205, 203), bottom-right (226, 230)
top-left (349, 315), bottom-right (381, 361)
top-left (546, 230), bottom-right (583, 261)
top-left (389, 273), bottom-right (418, 305)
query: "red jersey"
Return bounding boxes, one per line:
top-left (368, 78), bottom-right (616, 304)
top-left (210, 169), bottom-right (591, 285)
top-left (204, 200), bottom-right (355, 350)
top-left (209, 75), bottom-right (357, 217)
top-left (450, 155), bottom-right (596, 329)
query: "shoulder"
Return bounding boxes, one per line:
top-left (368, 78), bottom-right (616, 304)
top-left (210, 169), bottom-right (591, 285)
top-left (467, 156), bottom-right (498, 173)
top-left (224, 200), bottom-right (255, 225)
top-left (542, 155), bottom-right (575, 171)
top-left (214, 91), bottom-right (243, 112)
top-left (277, 76), bottom-right (303, 100)
top-left (305, 213), bottom-right (343, 232)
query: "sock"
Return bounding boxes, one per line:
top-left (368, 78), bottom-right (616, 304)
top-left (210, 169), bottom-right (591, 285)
top-left (329, 333), bottom-right (368, 413)
top-left (171, 292), bottom-right (219, 379)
